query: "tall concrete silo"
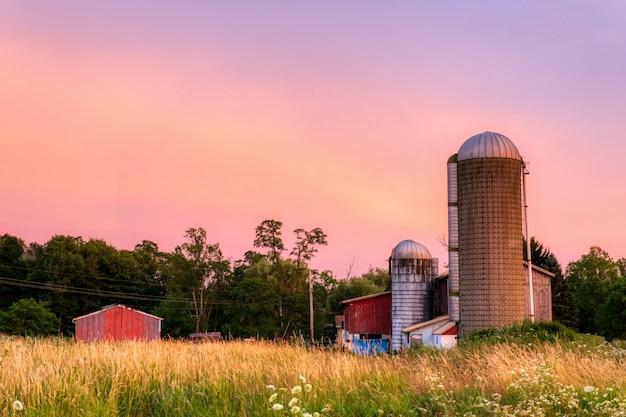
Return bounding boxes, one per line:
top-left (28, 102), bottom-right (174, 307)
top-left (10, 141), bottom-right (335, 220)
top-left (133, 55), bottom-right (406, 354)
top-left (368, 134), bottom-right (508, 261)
top-left (390, 240), bottom-right (438, 352)
top-left (453, 131), bottom-right (526, 335)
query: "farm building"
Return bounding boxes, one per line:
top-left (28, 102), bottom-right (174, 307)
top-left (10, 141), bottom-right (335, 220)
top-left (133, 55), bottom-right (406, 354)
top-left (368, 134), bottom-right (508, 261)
top-left (339, 292), bottom-right (391, 355)
top-left (73, 304), bottom-right (162, 342)
top-left (338, 131), bottom-right (554, 353)
top-left (338, 249), bottom-right (553, 353)
top-left (401, 315), bottom-right (457, 350)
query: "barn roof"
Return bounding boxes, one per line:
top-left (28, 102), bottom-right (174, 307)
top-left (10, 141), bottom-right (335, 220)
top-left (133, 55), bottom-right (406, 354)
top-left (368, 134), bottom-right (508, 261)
top-left (523, 261), bottom-right (556, 278)
top-left (72, 304), bottom-right (163, 323)
top-left (341, 291), bottom-right (391, 304)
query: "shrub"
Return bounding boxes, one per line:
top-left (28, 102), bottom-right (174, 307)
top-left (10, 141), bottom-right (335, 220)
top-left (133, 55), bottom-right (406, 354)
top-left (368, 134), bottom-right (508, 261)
top-left (0, 298), bottom-right (59, 336)
top-left (460, 321), bottom-right (590, 347)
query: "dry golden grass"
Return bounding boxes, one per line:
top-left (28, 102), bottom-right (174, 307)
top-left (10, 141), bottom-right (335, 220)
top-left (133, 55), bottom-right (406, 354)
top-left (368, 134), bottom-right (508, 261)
top-left (0, 337), bottom-right (624, 416)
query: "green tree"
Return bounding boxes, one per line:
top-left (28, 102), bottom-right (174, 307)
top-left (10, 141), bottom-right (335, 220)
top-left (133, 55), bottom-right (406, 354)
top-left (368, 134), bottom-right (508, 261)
top-left (27, 236), bottom-right (88, 334)
top-left (0, 234), bottom-right (27, 309)
top-left (359, 267), bottom-right (390, 291)
top-left (132, 240), bottom-right (166, 292)
top-left (175, 228), bottom-right (230, 333)
top-left (566, 246), bottom-right (621, 334)
top-left (156, 252), bottom-right (195, 338)
top-left (0, 298), bottom-right (58, 336)
top-left (596, 278), bottom-right (626, 341)
top-left (290, 228), bottom-right (328, 267)
top-left (222, 259), bottom-right (280, 338)
top-left (290, 227), bottom-right (328, 340)
top-left (254, 220), bottom-right (284, 264)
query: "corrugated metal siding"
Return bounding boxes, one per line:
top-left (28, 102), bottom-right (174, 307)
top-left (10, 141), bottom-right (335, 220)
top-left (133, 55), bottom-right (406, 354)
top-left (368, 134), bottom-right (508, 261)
top-left (391, 258), bottom-right (436, 352)
top-left (344, 293), bottom-right (391, 335)
top-left (447, 158), bottom-right (460, 322)
top-left (447, 161), bottom-right (458, 205)
top-left (448, 207), bottom-right (459, 247)
top-left (75, 305), bottom-right (161, 342)
top-left (528, 268), bottom-right (552, 321)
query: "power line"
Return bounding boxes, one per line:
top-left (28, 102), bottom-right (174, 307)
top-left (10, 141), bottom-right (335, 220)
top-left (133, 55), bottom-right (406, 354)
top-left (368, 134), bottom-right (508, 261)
top-left (0, 263), bottom-right (220, 294)
top-left (0, 263), bottom-right (167, 288)
top-left (0, 276), bottom-right (230, 305)
top-left (0, 277), bottom-right (308, 309)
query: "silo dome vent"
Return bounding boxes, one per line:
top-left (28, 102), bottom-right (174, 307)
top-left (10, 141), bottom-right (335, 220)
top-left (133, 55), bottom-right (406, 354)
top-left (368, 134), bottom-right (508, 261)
top-left (391, 240), bottom-right (432, 260)
top-left (457, 131), bottom-right (521, 161)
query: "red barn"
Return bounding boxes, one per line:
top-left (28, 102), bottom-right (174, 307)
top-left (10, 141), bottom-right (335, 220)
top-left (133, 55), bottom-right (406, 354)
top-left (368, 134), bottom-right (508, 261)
top-left (73, 304), bottom-right (162, 342)
top-left (339, 292), bottom-right (391, 354)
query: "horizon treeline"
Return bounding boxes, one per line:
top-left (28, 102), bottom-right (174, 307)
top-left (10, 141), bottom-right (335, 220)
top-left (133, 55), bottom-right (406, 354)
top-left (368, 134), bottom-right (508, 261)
top-left (0, 223), bottom-right (624, 341)
top-left (0, 220), bottom-right (390, 340)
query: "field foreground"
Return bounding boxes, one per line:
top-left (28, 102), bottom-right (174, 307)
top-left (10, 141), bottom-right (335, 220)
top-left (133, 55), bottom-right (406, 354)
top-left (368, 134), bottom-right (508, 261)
top-left (1, 338), bottom-right (625, 416)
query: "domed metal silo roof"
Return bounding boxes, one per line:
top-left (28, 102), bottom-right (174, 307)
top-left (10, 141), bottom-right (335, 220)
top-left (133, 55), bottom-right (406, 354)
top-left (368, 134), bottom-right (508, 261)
top-left (457, 131), bottom-right (521, 161)
top-left (390, 240), bottom-right (432, 259)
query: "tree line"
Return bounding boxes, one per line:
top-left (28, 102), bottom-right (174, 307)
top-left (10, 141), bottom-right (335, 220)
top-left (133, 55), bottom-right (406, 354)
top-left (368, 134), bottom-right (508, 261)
top-left (526, 238), bottom-right (626, 341)
top-left (0, 220), bottom-right (389, 341)
top-left (0, 225), bottom-right (624, 341)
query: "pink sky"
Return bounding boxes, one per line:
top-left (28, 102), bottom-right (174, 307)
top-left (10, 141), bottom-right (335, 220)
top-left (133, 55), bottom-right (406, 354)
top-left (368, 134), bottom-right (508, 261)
top-left (1, 2), bottom-right (625, 275)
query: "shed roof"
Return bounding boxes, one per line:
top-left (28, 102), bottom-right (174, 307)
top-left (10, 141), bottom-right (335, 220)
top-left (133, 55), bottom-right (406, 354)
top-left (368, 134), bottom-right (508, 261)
top-left (401, 315), bottom-right (449, 333)
top-left (523, 261), bottom-right (556, 278)
top-left (341, 291), bottom-right (391, 304)
top-left (72, 304), bottom-right (163, 323)
top-left (433, 321), bottom-right (457, 336)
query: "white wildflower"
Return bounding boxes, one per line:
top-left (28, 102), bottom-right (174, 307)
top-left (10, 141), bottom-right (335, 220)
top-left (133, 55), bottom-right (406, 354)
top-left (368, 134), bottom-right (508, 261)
top-left (266, 385), bottom-right (276, 391)
top-left (12, 401), bottom-right (24, 412)
top-left (313, 413), bottom-right (320, 417)
top-left (291, 385), bottom-right (302, 394)
top-left (304, 383), bottom-right (313, 392)
top-left (303, 413), bottom-right (312, 417)
top-left (299, 374), bottom-right (307, 383)
top-left (377, 409), bottom-right (385, 415)
top-left (288, 397), bottom-right (299, 407)
top-left (584, 385), bottom-right (595, 393)
top-left (290, 405), bottom-right (301, 414)
top-left (269, 393), bottom-right (278, 403)
top-left (272, 403), bottom-right (284, 411)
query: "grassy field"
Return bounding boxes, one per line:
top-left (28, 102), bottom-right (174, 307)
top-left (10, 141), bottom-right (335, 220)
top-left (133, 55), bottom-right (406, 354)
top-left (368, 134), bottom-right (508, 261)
top-left (1, 337), bottom-right (625, 417)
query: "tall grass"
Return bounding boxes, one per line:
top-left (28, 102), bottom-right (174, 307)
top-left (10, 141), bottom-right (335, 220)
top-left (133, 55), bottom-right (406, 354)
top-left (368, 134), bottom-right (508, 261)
top-left (1, 337), bottom-right (625, 416)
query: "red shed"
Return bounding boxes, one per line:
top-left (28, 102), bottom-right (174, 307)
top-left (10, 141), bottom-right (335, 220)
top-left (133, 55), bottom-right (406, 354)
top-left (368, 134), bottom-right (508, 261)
top-left (73, 304), bottom-right (162, 342)
top-left (342, 292), bottom-right (391, 336)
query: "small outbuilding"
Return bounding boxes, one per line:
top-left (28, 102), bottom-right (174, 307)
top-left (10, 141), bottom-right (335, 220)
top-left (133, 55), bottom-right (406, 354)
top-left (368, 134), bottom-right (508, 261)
top-left (73, 304), bottom-right (162, 342)
top-left (402, 315), bottom-right (457, 349)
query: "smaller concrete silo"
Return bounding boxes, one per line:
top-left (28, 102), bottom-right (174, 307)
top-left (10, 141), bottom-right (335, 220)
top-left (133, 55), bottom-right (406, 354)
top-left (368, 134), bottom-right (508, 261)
top-left (390, 240), bottom-right (438, 352)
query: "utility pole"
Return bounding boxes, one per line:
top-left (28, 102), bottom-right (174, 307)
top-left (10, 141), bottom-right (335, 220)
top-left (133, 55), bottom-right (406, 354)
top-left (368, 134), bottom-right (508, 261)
top-left (308, 271), bottom-right (314, 342)
top-left (522, 161), bottom-right (535, 323)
